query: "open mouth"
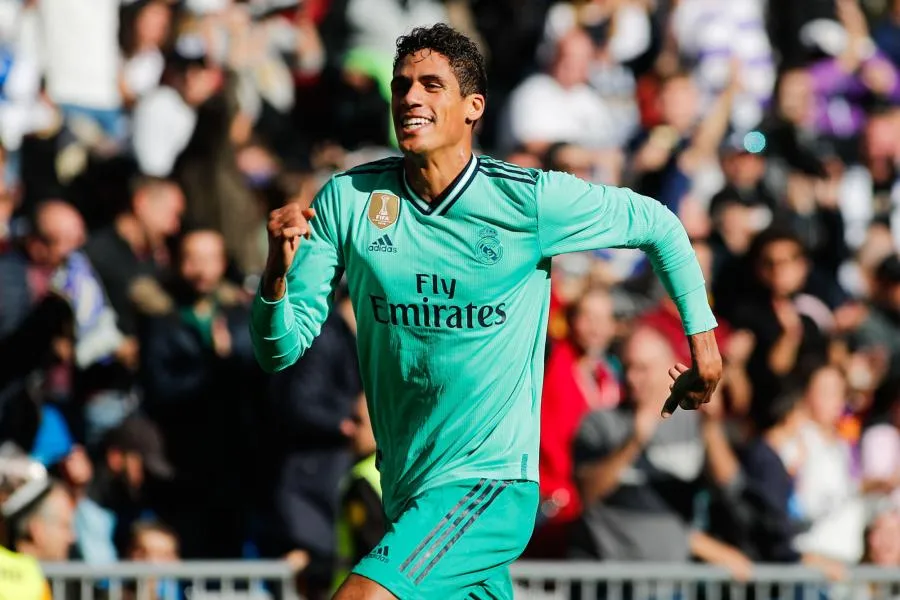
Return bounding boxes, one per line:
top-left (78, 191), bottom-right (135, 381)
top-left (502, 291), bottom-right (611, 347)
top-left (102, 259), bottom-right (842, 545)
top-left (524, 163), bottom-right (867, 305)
top-left (400, 116), bottom-right (434, 133)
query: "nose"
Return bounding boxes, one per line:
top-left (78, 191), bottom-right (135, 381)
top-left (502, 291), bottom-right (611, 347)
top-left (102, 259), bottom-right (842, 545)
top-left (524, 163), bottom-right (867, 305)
top-left (397, 81), bottom-right (424, 110)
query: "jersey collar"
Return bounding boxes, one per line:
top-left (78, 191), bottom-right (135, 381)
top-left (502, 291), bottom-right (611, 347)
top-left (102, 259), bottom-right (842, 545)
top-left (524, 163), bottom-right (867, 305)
top-left (400, 153), bottom-right (478, 216)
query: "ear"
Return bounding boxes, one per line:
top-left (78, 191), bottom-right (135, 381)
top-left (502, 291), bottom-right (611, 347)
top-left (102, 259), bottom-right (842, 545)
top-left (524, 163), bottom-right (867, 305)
top-left (464, 94), bottom-right (486, 125)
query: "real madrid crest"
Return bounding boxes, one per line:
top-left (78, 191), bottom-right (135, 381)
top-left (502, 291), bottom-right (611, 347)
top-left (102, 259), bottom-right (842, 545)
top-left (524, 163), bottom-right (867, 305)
top-left (475, 226), bottom-right (503, 265)
top-left (367, 192), bottom-right (400, 229)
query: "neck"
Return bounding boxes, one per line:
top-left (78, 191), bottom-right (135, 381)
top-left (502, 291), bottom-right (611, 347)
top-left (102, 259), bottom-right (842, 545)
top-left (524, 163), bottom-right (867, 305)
top-left (403, 146), bottom-right (472, 203)
top-left (192, 295), bottom-right (215, 314)
top-left (15, 540), bottom-right (41, 560)
top-left (115, 214), bottom-right (153, 256)
top-left (764, 425), bottom-right (790, 450)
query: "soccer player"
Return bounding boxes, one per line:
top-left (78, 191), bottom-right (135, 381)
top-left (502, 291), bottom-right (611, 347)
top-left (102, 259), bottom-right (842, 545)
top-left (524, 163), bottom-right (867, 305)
top-left (251, 24), bottom-right (722, 600)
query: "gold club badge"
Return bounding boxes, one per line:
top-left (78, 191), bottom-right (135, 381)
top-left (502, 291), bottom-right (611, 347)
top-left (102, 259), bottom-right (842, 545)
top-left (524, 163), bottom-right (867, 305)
top-left (368, 192), bottom-right (400, 229)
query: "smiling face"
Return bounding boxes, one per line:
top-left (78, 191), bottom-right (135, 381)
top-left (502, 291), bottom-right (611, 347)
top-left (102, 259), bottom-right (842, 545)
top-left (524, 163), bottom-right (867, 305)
top-left (390, 50), bottom-right (484, 156)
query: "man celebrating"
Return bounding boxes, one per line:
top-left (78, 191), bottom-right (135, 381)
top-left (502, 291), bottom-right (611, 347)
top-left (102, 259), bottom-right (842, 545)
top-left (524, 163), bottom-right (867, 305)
top-left (251, 24), bottom-right (721, 600)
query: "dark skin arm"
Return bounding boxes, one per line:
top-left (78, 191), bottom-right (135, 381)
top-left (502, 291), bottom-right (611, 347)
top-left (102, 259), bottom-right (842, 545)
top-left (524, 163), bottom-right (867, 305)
top-left (662, 330), bottom-right (723, 417)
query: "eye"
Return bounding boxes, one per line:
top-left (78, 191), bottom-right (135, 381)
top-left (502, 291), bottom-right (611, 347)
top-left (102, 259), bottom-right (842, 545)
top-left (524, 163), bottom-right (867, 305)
top-left (390, 79), bottom-right (411, 94)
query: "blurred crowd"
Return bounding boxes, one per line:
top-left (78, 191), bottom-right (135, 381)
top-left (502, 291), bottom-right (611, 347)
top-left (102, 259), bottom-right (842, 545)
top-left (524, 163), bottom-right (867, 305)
top-left (2, 0), bottom-right (900, 597)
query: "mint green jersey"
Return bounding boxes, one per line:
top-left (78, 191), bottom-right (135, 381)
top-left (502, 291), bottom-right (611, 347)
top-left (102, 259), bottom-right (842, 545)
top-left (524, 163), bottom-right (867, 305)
top-left (250, 154), bottom-right (716, 520)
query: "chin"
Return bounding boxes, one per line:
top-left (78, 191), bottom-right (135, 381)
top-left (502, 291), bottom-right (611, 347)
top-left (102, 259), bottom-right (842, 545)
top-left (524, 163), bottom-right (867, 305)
top-left (397, 137), bottom-right (431, 156)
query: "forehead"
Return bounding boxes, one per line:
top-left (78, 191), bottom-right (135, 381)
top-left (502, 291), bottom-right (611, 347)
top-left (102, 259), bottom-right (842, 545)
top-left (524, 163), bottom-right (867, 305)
top-left (394, 50), bottom-right (456, 79)
top-left (762, 239), bottom-right (802, 256)
top-left (140, 530), bottom-right (176, 547)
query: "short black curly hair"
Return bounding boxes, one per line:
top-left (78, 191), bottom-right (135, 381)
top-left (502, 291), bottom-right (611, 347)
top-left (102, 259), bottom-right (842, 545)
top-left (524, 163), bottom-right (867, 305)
top-left (393, 23), bottom-right (487, 98)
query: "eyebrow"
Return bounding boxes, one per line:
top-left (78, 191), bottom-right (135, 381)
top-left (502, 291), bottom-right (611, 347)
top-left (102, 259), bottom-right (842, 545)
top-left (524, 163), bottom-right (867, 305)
top-left (391, 73), bottom-right (447, 86)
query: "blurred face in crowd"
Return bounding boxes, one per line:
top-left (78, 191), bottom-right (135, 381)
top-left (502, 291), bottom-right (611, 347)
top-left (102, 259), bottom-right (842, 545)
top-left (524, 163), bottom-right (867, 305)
top-left (722, 151), bottom-right (766, 190)
top-left (569, 289), bottom-right (616, 357)
top-left (20, 486), bottom-right (75, 561)
top-left (136, 1), bottom-right (171, 49)
top-left (756, 239), bottom-right (808, 298)
top-left (864, 114), bottom-right (899, 169)
top-left (622, 327), bottom-right (675, 407)
top-left (107, 449), bottom-right (146, 492)
top-left (391, 50), bottom-right (484, 156)
top-left (804, 366), bottom-right (847, 429)
top-left (550, 29), bottom-right (594, 89)
top-left (660, 76), bottom-right (700, 133)
top-left (777, 69), bottom-right (813, 126)
top-left (505, 151), bottom-right (542, 169)
top-left (130, 527), bottom-right (179, 562)
top-left (61, 445), bottom-right (94, 489)
top-left (133, 181), bottom-right (184, 241)
top-left (715, 202), bottom-right (770, 254)
top-left (549, 144), bottom-right (594, 181)
top-left (179, 231), bottom-right (227, 296)
top-left (182, 63), bottom-right (224, 106)
top-left (28, 201), bottom-right (86, 269)
top-left (866, 511), bottom-right (900, 566)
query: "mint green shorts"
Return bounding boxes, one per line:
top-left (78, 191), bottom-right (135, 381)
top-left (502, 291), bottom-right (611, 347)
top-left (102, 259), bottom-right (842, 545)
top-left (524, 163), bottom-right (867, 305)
top-left (353, 478), bottom-right (538, 599)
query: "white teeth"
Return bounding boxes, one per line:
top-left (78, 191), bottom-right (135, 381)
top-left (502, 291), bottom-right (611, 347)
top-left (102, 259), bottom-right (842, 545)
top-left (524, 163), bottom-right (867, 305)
top-left (403, 117), bottom-right (431, 129)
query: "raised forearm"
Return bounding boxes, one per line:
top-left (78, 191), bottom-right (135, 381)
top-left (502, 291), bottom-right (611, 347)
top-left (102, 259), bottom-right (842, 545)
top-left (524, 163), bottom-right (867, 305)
top-left (576, 437), bottom-right (643, 505)
top-left (769, 332), bottom-right (802, 375)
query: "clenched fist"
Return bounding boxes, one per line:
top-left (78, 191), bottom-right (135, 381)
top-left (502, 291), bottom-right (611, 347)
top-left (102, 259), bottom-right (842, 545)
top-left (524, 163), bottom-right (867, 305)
top-left (262, 203), bottom-right (316, 300)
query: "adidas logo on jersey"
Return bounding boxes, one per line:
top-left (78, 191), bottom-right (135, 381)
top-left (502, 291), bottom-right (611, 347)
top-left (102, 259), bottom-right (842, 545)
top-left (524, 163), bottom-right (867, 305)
top-left (369, 545), bottom-right (390, 563)
top-left (368, 235), bottom-right (398, 253)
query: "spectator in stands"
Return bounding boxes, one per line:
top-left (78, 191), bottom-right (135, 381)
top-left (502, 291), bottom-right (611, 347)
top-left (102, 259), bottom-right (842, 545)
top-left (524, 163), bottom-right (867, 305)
top-left (128, 519), bottom-right (179, 562)
top-left (728, 227), bottom-right (832, 416)
top-left (138, 229), bottom-right (261, 559)
top-left (126, 520), bottom-right (180, 600)
top-left (669, 0), bottom-right (775, 132)
top-left (540, 0), bottom-right (656, 148)
top-left (863, 509), bottom-right (900, 567)
top-left (780, 365), bottom-right (867, 563)
top-left (11, 482), bottom-right (76, 561)
top-left (710, 385), bottom-right (846, 580)
top-left (533, 286), bottom-right (621, 558)
top-left (333, 394), bottom-right (382, 594)
top-left (1, 200), bottom-right (87, 335)
top-left (131, 35), bottom-right (222, 179)
top-left (119, 0), bottom-right (174, 108)
top-left (87, 415), bottom-right (174, 557)
top-left (0, 291), bottom-right (74, 452)
top-left (55, 443), bottom-right (118, 565)
top-left (256, 279), bottom-right (360, 599)
top-left (570, 327), bottom-right (753, 577)
top-left (854, 255), bottom-right (900, 399)
top-left (501, 27), bottom-right (617, 156)
top-left (708, 133), bottom-right (777, 284)
top-left (874, 0), bottom-right (900, 68)
top-left (35, 0), bottom-right (126, 144)
top-left (627, 68), bottom-right (737, 217)
top-left (855, 509), bottom-right (900, 600)
top-left (861, 386), bottom-right (900, 511)
top-left (85, 176), bottom-right (185, 339)
top-left (0, 444), bottom-right (55, 600)
top-left (26, 201), bottom-right (139, 444)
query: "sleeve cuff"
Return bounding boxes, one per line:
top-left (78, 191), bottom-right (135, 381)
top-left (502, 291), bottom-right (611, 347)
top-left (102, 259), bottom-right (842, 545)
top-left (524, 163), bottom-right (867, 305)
top-left (251, 287), bottom-right (292, 339)
top-left (673, 283), bottom-right (719, 335)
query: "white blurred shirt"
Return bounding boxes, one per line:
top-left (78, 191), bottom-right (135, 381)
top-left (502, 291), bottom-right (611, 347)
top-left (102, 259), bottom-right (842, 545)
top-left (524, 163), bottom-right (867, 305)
top-left (500, 73), bottom-right (617, 152)
top-left (37, 0), bottom-right (122, 109)
top-left (132, 86), bottom-right (197, 177)
top-left (781, 422), bottom-right (866, 563)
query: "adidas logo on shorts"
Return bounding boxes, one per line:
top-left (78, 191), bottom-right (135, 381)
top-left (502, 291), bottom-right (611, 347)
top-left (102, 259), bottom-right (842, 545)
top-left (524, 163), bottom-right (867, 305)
top-left (368, 235), bottom-right (398, 253)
